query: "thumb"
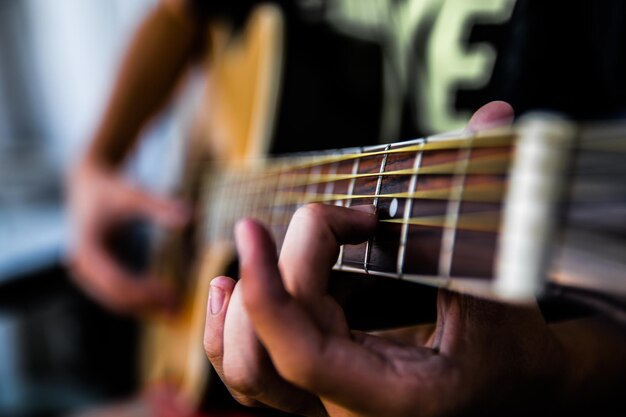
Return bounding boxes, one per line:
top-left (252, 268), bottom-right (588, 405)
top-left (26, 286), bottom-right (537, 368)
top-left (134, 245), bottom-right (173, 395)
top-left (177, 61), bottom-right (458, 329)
top-left (466, 100), bottom-right (514, 131)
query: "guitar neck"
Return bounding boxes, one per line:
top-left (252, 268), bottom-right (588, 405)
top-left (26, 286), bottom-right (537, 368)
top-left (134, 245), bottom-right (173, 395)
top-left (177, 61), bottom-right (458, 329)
top-left (203, 128), bottom-right (515, 293)
top-left (200, 115), bottom-right (626, 305)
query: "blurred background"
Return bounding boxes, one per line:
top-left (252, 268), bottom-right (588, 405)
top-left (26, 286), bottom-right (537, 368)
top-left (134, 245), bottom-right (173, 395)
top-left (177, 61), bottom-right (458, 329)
top-left (0, 1), bottom-right (183, 415)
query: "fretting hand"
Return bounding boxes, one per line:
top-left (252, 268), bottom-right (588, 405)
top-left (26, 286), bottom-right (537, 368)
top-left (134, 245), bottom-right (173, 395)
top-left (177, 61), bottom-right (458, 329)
top-left (205, 205), bottom-right (570, 416)
top-left (202, 102), bottom-right (582, 416)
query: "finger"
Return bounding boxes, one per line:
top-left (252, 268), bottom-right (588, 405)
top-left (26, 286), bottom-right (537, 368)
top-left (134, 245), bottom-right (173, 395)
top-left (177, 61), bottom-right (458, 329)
top-left (205, 277), bottom-right (266, 408)
top-left (72, 240), bottom-right (174, 314)
top-left (117, 184), bottom-right (190, 229)
top-left (238, 219), bottom-right (404, 415)
top-left (279, 204), bottom-right (377, 299)
top-left (466, 100), bottom-right (514, 131)
top-left (218, 277), bottom-right (325, 414)
top-left (203, 275), bottom-right (236, 380)
top-left (204, 274), bottom-right (325, 414)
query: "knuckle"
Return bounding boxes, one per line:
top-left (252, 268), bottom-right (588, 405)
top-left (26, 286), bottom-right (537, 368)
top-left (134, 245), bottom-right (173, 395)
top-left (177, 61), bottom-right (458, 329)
top-left (277, 354), bottom-right (319, 389)
top-left (203, 335), bottom-right (221, 362)
top-left (230, 392), bottom-right (259, 408)
top-left (202, 335), bottom-right (213, 357)
top-left (222, 364), bottom-right (264, 399)
top-left (293, 203), bottom-right (327, 223)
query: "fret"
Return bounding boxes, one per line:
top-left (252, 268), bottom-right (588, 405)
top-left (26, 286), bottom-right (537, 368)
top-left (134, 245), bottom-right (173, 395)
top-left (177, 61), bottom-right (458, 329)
top-left (306, 165), bottom-right (321, 203)
top-left (230, 171), bottom-right (241, 232)
top-left (276, 164), bottom-right (297, 253)
top-left (223, 172), bottom-right (235, 241)
top-left (268, 168), bottom-right (284, 246)
top-left (295, 165), bottom-right (309, 209)
top-left (254, 169), bottom-right (272, 226)
top-left (211, 171), bottom-right (232, 242)
top-left (337, 148), bottom-right (363, 269)
top-left (322, 161), bottom-right (342, 269)
top-left (364, 145), bottom-right (391, 273)
top-left (344, 148), bottom-right (362, 208)
top-left (397, 139), bottom-right (426, 277)
top-left (202, 172), bottom-right (218, 243)
top-left (242, 171), bottom-right (253, 221)
top-left (438, 138), bottom-right (473, 277)
top-left (324, 161), bottom-right (339, 198)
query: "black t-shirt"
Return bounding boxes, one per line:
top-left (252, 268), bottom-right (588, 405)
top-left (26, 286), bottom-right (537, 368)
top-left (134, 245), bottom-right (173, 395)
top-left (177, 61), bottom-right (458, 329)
top-left (188, 0), bottom-right (623, 326)
top-left (189, 0), bottom-right (626, 154)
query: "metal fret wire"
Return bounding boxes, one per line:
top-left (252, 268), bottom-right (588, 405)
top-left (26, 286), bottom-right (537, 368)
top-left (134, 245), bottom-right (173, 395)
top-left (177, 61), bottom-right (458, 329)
top-left (364, 145), bottom-right (391, 273)
top-left (438, 135), bottom-right (474, 278)
top-left (337, 148), bottom-right (362, 268)
top-left (397, 138), bottom-right (426, 277)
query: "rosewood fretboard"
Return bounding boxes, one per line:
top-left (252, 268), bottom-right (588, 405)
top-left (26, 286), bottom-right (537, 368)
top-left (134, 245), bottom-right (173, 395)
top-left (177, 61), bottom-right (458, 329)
top-left (203, 128), bottom-right (514, 293)
top-left (196, 116), bottom-right (626, 318)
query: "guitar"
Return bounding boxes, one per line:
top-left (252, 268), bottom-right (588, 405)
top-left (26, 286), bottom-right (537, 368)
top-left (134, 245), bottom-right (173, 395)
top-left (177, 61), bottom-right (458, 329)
top-left (200, 116), bottom-right (626, 308)
top-left (138, 4), bottom-right (626, 410)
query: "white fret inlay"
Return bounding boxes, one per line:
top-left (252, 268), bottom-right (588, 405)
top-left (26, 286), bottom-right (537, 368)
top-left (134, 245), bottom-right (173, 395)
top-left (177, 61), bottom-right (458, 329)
top-left (389, 198), bottom-right (398, 218)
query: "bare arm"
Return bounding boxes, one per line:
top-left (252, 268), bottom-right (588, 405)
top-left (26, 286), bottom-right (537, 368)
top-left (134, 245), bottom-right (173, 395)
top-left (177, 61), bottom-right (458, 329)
top-left (86, 0), bottom-right (201, 167)
top-left (68, 1), bottom-right (204, 313)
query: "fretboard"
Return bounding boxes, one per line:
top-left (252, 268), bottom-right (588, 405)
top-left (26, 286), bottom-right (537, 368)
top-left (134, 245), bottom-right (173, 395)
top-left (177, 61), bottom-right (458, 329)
top-left (202, 128), bottom-right (514, 293)
top-left (194, 115), bottom-right (626, 318)
top-left (198, 115), bottom-right (626, 313)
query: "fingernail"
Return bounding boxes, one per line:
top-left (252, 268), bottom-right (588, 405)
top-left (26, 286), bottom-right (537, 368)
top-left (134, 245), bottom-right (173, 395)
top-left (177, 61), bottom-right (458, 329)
top-left (350, 204), bottom-right (376, 215)
top-left (209, 284), bottom-right (225, 315)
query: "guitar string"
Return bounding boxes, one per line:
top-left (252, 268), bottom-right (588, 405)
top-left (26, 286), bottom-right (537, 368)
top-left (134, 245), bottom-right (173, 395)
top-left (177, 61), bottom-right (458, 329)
top-left (246, 182), bottom-right (506, 206)
top-left (381, 211), bottom-right (500, 232)
top-left (257, 123), bottom-right (626, 179)
top-left (261, 133), bottom-right (514, 173)
top-left (208, 136), bottom-right (510, 241)
top-left (212, 184), bottom-right (504, 231)
top-left (259, 153), bottom-right (511, 188)
top-left (214, 212), bottom-right (502, 235)
top-left (208, 153), bottom-right (510, 194)
top-left (269, 127), bottom-right (626, 174)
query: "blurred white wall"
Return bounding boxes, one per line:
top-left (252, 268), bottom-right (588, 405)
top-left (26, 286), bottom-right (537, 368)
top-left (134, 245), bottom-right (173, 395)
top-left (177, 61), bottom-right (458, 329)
top-left (0, 0), bottom-right (167, 280)
top-left (22, 0), bottom-right (158, 167)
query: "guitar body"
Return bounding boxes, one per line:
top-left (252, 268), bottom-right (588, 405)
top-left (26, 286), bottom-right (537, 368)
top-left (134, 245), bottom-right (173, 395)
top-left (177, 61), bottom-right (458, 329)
top-left (140, 5), bottom-right (284, 406)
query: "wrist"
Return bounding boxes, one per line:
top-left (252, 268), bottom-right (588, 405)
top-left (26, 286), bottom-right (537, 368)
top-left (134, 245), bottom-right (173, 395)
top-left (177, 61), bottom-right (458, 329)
top-left (76, 145), bottom-right (124, 175)
top-left (550, 318), bottom-right (626, 414)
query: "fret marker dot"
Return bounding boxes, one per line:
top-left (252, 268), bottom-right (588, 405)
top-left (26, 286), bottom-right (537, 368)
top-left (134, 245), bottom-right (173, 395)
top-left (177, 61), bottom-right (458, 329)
top-left (389, 198), bottom-right (398, 218)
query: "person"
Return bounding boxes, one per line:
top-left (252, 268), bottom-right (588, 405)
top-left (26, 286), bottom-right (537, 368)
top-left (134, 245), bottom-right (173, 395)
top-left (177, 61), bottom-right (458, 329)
top-left (67, 0), bottom-right (626, 416)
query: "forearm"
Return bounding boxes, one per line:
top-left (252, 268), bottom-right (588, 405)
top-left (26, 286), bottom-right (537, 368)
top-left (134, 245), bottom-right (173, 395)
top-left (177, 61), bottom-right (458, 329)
top-left (551, 317), bottom-right (626, 413)
top-left (86, 1), bottom-right (202, 167)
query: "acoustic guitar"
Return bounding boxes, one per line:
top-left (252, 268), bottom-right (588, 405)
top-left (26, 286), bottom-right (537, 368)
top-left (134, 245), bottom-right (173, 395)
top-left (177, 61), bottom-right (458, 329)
top-left (138, 4), bottom-right (626, 410)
